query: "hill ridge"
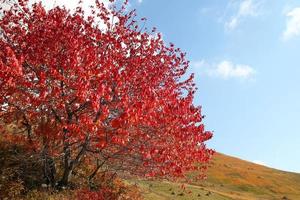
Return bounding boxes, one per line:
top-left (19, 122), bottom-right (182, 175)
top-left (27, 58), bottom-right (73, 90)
top-left (136, 152), bottom-right (300, 200)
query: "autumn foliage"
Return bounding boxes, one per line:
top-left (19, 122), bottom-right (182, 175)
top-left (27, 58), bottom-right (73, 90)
top-left (0, 0), bottom-right (213, 191)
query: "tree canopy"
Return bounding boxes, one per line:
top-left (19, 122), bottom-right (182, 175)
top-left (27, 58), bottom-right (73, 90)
top-left (0, 0), bottom-right (213, 188)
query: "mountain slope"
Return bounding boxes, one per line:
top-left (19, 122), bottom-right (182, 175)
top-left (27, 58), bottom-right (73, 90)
top-left (204, 153), bottom-right (300, 199)
top-left (133, 153), bottom-right (300, 200)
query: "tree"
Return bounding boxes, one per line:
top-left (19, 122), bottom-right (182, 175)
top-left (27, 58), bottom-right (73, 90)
top-left (0, 0), bottom-right (213, 188)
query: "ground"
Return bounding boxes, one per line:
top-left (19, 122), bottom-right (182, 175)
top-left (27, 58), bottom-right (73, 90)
top-left (131, 153), bottom-right (300, 200)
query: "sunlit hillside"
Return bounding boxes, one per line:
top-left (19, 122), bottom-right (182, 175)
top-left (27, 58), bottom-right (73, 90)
top-left (133, 153), bottom-right (300, 200)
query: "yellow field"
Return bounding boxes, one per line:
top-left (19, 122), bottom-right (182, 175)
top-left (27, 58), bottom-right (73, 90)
top-left (132, 153), bottom-right (300, 200)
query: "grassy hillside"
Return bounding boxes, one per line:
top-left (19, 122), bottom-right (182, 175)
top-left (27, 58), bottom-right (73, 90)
top-left (132, 153), bottom-right (300, 200)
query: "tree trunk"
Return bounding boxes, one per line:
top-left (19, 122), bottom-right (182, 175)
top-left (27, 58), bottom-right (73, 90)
top-left (58, 166), bottom-right (72, 187)
top-left (58, 136), bottom-right (89, 188)
top-left (43, 155), bottom-right (56, 187)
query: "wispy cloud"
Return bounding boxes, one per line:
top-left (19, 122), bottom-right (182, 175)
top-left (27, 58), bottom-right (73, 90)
top-left (283, 7), bottom-right (300, 40)
top-left (225, 0), bottom-right (262, 31)
top-left (137, 0), bottom-right (143, 4)
top-left (192, 60), bottom-right (256, 80)
top-left (253, 160), bottom-right (267, 166)
top-left (191, 60), bottom-right (205, 69)
top-left (209, 60), bottom-right (256, 80)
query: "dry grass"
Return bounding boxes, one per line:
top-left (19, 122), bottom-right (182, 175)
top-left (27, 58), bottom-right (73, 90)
top-left (134, 153), bottom-right (300, 200)
top-left (202, 153), bottom-right (300, 199)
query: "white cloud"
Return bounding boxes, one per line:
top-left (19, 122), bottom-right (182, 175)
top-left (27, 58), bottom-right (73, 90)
top-left (191, 60), bottom-right (205, 69)
top-left (238, 0), bottom-right (258, 17)
top-left (226, 17), bottom-right (238, 30)
top-left (283, 7), bottom-right (300, 40)
top-left (225, 0), bottom-right (261, 31)
top-left (253, 160), bottom-right (266, 166)
top-left (192, 59), bottom-right (256, 80)
top-left (137, 0), bottom-right (143, 4)
top-left (208, 60), bottom-right (256, 80)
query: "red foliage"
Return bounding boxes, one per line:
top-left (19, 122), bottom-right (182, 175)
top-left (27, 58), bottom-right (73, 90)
top-left (0, 0), bottom-right (213, 186)
top-left (76, 189), bottom-right (107, 200)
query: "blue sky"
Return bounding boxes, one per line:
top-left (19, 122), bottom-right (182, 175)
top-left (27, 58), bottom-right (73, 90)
top-left (131, 0), bottom-right (300, 173)
top-left (4, 0), bottom-right (300, 172)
